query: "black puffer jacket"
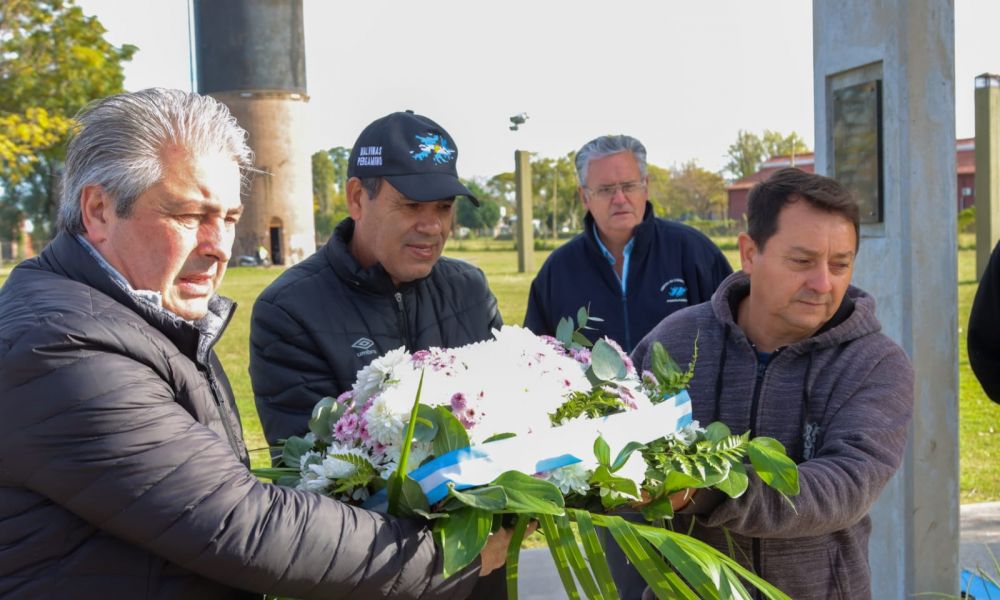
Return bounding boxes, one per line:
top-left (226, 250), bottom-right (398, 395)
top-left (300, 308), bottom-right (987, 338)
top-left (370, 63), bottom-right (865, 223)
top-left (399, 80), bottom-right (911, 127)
top-left (250, 218), bottom-right (502, 446)
top-left (0, 233), bottom-right (479, 599)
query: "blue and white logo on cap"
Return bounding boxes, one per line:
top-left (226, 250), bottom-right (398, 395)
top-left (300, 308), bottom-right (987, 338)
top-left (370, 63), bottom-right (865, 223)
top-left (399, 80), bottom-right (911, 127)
top-left (410, 133), bottom-right (455, 165)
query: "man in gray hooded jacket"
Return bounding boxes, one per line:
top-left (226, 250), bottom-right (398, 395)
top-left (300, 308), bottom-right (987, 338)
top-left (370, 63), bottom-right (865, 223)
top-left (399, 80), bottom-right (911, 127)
top-left (632, 168), bottom-right (913, 600)
top-left (0, 89), bottom-right (509, 599)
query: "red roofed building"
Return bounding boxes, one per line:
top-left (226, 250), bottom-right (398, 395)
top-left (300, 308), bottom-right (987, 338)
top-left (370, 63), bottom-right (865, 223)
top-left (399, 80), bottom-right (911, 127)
top-left (726, 139), bottom-right (976, 220)
top-left (726, 153), bottom-right (815, 221)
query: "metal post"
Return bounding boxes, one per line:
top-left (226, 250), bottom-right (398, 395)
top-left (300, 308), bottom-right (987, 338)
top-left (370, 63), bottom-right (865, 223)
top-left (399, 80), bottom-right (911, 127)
top-left (515, 150), bottom-right (534, 273)
top-left (976, 73), bottom-right (1000, 279)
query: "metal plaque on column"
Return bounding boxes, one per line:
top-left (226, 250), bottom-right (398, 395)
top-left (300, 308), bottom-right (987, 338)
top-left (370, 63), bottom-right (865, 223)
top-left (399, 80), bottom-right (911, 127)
top-left (832, 79), bottom-right (884, 223)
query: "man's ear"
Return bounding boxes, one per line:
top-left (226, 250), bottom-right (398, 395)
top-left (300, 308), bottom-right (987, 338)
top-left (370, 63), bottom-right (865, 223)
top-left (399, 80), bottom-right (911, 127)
top-left (79, 185), bottom-right (115, 245)
top-left (737, 232), bottom-right (757, 274)
top-left (578, 186), bottom-right (589, 211)
top-left (346, 177), bottom-right (366, 220)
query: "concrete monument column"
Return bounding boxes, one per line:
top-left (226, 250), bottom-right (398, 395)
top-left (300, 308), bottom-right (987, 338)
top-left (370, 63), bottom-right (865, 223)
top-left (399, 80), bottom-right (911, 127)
top-left (515, 150), bottom-right (534, 273)
top-left (976, 73), bottom-right (1000, 279)
top-left (814, 2), bottom-right (958, 596)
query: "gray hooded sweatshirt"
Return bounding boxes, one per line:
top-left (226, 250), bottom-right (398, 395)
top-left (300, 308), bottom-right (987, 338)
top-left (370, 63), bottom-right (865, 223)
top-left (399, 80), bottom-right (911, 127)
top-left (632, 271), bottom-right (914, 600)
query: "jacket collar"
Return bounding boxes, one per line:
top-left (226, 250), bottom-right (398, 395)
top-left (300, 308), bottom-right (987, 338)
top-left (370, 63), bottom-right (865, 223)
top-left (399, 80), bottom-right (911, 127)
top-left (39, 232), bottom-right (235, 365)
top-left (325, 217), bottom-right (423, 296)
top-left (711, 270), bottom-right (879, 354)
top-left (583, 201), bottom-right (656, 260)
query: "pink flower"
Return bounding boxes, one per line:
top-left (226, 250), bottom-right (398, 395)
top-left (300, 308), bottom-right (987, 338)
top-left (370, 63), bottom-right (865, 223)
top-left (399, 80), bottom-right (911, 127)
top-left (450, 392), bottom-right (467, 412)
top-left (336, 390), bottom-right (354, 408)
top-left (333, 412), bottom-right (361, 444)
top-left (569, 347), bottom-right (592, 366)
top-left (411, 350), bottom-right (431, 367)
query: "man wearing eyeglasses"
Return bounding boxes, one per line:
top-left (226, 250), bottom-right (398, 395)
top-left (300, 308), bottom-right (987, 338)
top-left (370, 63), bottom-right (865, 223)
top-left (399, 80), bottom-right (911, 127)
top-left (524, 134), bottom-right (732, 353)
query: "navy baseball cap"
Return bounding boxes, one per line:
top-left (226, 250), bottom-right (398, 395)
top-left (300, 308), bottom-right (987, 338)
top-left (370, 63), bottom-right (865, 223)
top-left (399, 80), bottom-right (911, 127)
top-left (347, 110), bottom-right (479, 206)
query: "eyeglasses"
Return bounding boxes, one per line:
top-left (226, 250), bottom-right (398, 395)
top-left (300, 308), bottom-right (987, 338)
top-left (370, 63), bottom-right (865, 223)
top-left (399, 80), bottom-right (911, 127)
top-left (585, 180), bottom-right (647, 201)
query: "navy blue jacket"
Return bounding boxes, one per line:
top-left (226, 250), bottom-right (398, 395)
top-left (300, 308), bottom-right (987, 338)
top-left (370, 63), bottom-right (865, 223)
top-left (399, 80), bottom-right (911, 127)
top-left (524, 203), bottom-right (732, 352)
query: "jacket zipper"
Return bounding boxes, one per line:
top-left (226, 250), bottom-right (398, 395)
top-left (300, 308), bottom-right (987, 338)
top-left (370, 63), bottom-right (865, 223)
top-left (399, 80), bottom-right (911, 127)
top-left (204, 366), bottom-right (246, 464)
top-left (394, 292), bottom-right (413, 351)
top-left (621, 290), bottom-right (631, 352)
top-left (748, 348), bottom-right (779, 597)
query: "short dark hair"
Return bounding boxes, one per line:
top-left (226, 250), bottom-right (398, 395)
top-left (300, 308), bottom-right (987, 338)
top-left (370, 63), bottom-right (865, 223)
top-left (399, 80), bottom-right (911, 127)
top-left (361, 177), bottom-right (383, 200)
top-left (746, 168), bottom-right (860, 251)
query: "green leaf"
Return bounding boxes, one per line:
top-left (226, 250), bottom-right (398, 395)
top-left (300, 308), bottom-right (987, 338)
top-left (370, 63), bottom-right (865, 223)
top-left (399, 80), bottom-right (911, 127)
top-left (704, 421), bottom-right (732, 443)
top-left (661, 469), bottom-right (704, 493)
top-left (594, 435), bottom-right (611, 467)
top-left (651, 341), bottom-right (681, 381)
top-left (569, 509), bottom-right (620, 600)
top-left (389, 371), bottom-right (427, 515)
top-left (492, 471), bottom-right (565, 515)
top-left (653, 535), bottom-right (724, 600)
top-left (448, 484), bottom-right (509, 512)
top-left (713, 460), bottom-right (749, 498)
top-left (605, 515), bottom-right (697, 599)
top-left (571, 330), bottom-right (593, 348)
top-left (252, 467), bottom-right (300, 481)
top-left (308, 396), bottom-right (346, 441)
top-left (556, 316), bottom-right (574, 345)
top-left (576, 306), bottom-right (589, 330)
top-left (591, 466), bottom-right (639, 508)
top-left (483, 432), bottom-right (517, 443)
top-left (538, 513), bottom-right (581, 599)
top-left (412, 508), bottom-right (450, 520)
top-left (392, 474), bottom-right (430, 518)
top-left (591, 339), bottom-right (627, 381)
top-left (280, 435), bottom-right (314, 469)
top-left (611, 441), bottom-right (646, 473)
top-left (434, 507), bottom-right (493, 578)
top-left (413, 404), bottom-right (439, 443)
top-left (542, 513), bottom-right (603, 600)
top-left (505, 515), bottom-right (532, 600)
top-left (432, 405), bottom-right (471, 456)
top-left (640, 495), bottom-right (676, 521)
top-left (748, 437), bottom-right (800, 496)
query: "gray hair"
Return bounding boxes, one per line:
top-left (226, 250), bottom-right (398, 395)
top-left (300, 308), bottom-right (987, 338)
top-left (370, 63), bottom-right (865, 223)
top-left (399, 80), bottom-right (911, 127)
top-left (574, 135), bottom-right (648, 186)
top-left (59, 88), bottom-right (253, 235)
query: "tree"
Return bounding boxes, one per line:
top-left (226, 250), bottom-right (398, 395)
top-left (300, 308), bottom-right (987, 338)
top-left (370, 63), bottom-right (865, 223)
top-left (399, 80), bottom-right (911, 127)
top-left (646, 164), bottom-right (676, 217)
top-left (665, 161), bottom-right (727, 219)
top-left (723, 129), bottom-right (810, 180)
top-left (455, 179), bottom-right (501, 235)
top-left (311, 146), bottom-right (351, 243)
top-left (761, 129), bottom-right (810, 164)
top-left (724, 130), bottom-right (766, 181)
top-left (0, 0), bottom-right (136, 240)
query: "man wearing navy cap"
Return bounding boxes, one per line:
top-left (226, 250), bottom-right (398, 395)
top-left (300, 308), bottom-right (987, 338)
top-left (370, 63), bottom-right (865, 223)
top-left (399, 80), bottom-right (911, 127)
top-left (249, 110), bottom-right (502, 448)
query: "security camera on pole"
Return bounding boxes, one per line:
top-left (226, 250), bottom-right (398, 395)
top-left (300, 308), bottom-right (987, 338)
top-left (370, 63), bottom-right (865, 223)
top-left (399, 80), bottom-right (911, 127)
top-left (510, 112), bottom-right (534, 273)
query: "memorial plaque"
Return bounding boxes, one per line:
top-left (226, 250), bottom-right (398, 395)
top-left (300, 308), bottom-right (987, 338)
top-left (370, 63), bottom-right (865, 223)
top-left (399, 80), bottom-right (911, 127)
top-left (833, 80), bottom-right (883, 223)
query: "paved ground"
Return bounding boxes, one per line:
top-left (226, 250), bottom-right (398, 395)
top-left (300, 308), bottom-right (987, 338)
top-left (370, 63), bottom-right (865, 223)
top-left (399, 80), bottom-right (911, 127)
top-left (517, 502), bottom-right (1000, 599)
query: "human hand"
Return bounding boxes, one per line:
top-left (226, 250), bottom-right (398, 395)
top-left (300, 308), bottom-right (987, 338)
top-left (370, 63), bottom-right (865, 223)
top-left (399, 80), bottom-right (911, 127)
top-left (669, 488), bottom-right (697, 511)
top-left (478, 521), bottom-right (538, 576)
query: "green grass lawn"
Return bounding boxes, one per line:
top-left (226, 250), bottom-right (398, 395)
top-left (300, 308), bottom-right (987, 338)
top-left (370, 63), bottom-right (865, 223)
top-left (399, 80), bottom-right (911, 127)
top-left (2, 239), bottom-right (998, 501)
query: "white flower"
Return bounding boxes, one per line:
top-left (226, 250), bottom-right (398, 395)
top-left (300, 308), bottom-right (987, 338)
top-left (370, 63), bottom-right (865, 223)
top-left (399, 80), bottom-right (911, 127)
top-left (296, 444), bottom-right (374, 494)
top-left (668, 420), bottom-right (702, 446)
top-left (378, 442), bottom-right (432, 479)
top-left (364, 394), bottom-right (408, 446)
top-left (545, 463), bottom-right (592, 495)
top-left (353, 346), bottom-right (411, 403)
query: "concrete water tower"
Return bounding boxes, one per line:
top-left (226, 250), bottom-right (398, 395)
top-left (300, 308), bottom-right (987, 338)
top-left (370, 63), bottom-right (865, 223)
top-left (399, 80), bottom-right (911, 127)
top-left (193, 0), bottom-right (315, 266)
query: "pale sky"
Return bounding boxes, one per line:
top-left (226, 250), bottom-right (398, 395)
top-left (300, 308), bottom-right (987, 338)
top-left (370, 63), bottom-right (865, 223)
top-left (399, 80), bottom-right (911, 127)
top-left (77, 0), bottom-right (999, 180)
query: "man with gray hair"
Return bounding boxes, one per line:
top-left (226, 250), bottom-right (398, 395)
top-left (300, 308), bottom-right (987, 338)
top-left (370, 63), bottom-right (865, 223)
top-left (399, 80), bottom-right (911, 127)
top-left (524, 134), bottom-right (731, 352)
top-left (0, 88), bottom-right (508, 599)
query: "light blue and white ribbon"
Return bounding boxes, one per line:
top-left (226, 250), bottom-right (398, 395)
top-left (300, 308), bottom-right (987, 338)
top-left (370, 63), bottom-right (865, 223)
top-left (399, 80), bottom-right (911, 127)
top-left (364, 391), bottom-right (692, 512)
